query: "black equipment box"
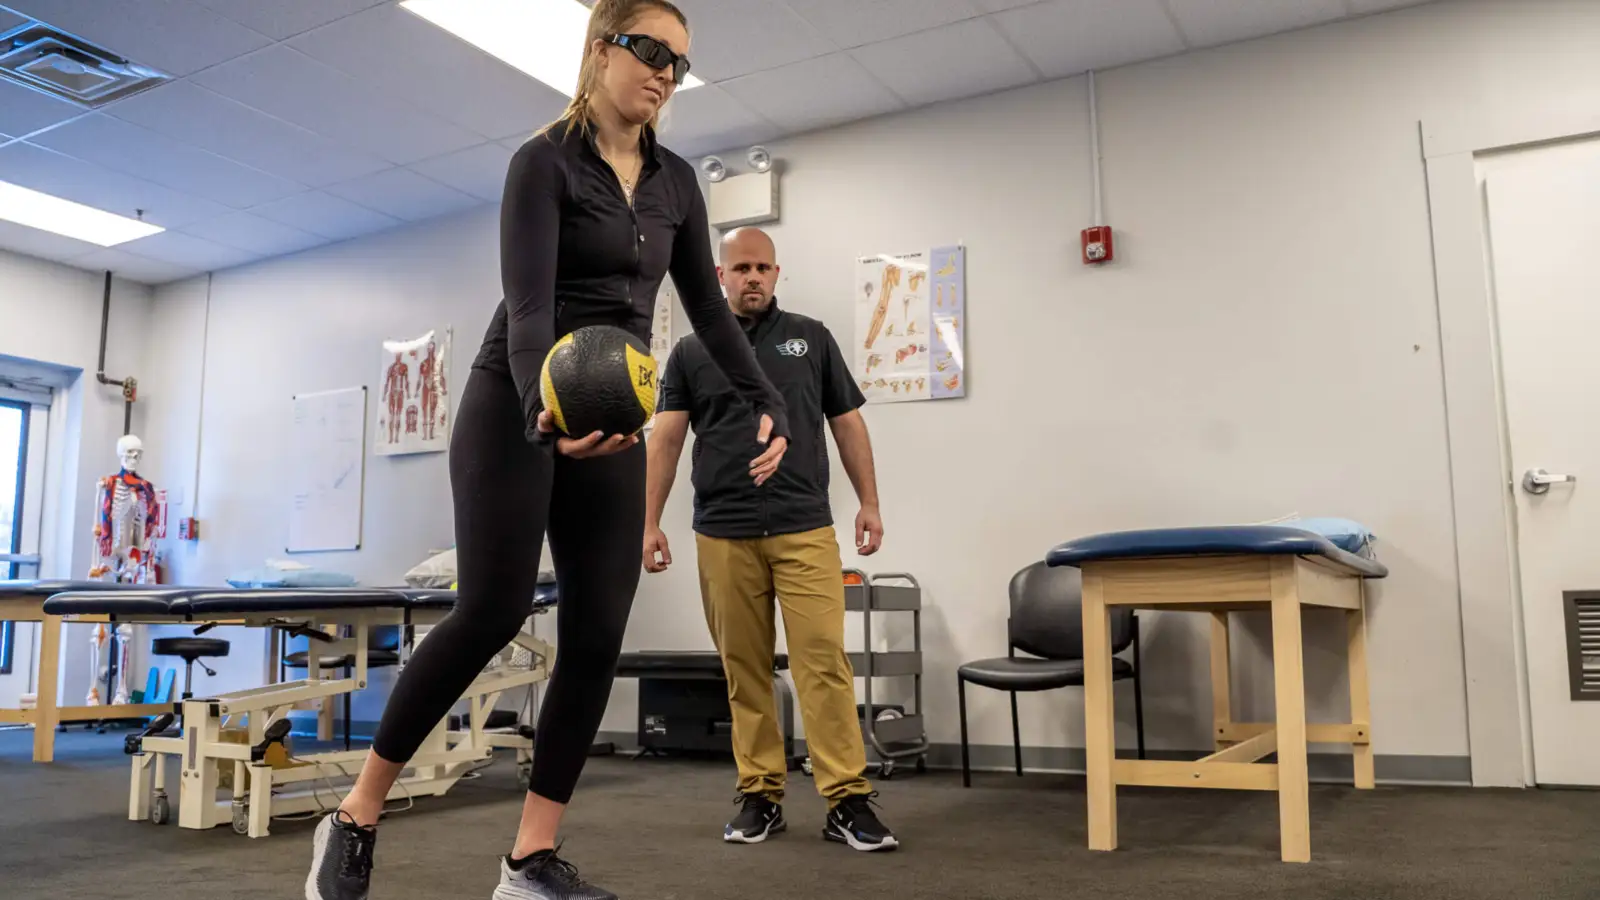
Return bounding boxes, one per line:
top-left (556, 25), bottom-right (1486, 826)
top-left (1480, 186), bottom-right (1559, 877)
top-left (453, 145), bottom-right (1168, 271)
top-left (616, 651), bottom-right (798, 766)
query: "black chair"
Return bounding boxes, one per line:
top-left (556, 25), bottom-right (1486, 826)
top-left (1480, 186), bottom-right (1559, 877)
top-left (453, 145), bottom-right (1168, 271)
top-left (151, 635), bottom-right (231, 702)
top-left (957, 560), bottom-right (1145, 787)
top-left (281, 625), bottom-right (401, 750)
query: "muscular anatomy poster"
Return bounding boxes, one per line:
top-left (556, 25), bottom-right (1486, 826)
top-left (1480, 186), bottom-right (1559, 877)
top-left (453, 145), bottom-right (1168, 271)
top-left (376, 327), bottom-right (451, 456)
top-left (854, 244), bottom-right (966, 404)
top-left (643, 279), bottom-right (674, 432)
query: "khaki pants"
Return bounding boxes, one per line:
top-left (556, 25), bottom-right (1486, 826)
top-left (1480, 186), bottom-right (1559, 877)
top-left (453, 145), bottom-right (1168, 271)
top-left (696, 526), bottom-right (871, 805)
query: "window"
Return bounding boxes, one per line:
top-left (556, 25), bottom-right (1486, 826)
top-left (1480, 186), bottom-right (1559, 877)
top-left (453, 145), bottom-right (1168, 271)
top-left (0, 400), bottom-right (25, 675)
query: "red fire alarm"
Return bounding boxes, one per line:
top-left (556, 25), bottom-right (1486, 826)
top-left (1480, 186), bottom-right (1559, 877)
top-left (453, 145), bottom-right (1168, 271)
top-left (178, 518), bottom-right (199, 541)
top-left (1081, 226), bottom-right (1114, 265)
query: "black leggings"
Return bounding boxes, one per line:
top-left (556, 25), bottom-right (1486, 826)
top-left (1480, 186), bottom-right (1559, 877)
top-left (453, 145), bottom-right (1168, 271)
top-left (372, 366), bottom-right (644, 804)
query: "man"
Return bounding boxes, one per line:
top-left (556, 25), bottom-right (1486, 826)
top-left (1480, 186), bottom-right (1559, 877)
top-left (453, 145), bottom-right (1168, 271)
top-left (643, 226), bottom-right (896, 852)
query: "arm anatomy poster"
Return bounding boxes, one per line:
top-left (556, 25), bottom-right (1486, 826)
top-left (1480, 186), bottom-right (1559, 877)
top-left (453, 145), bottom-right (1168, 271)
top-left (376, 327), bottom-right (451, 456)
top-left (643, 280), bottom-right (674, 432)
top-left (854, 244), bottom-right (966, 404)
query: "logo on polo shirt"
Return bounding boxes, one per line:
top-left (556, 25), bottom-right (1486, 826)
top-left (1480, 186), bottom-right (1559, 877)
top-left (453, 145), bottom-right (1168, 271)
top-left (777, 339), bottom-right (808, 357)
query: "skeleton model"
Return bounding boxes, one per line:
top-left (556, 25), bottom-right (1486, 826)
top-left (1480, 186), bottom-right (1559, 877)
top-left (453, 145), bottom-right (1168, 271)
top-left (87, 434), bottom-right (159, 705)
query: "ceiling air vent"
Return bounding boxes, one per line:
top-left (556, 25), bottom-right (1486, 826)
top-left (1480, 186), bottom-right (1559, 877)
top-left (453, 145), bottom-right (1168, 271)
top-left (0, 20), bottom-right (168, 108)
top-left (1564, 591), bottom-right (1600, 701)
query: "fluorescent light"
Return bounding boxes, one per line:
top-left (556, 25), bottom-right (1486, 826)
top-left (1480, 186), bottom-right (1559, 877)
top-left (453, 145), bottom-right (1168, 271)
top-left (402, 0), bottom-right (702, 98)
top-left (0, 180), bottom-right (164, 247)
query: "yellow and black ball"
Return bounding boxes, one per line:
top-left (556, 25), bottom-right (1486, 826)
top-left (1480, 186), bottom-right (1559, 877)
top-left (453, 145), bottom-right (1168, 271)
top-left (539, 325), bottom-right (658, 438)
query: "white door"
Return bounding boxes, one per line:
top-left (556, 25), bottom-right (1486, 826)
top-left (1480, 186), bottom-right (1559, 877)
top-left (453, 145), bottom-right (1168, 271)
top-left (1488, 142), bottom-right (1600, 787)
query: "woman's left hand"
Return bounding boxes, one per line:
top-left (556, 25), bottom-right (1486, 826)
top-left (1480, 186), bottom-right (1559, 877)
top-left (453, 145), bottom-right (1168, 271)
top-left (749, 413), bottom-right (787, 486)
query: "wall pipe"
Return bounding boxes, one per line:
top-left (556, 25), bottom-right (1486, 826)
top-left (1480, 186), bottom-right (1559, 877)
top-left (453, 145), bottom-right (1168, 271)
top-left (94, 270), bottom-right (136, 435)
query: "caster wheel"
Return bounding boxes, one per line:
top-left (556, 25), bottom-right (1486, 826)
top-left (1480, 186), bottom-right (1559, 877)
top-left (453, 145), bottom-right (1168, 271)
top-left (517, 763), bottom-right (533, 790)
top-left (151, 794), bottom-right (170, 825)
top-left (880, 763), bottom-right (896, 781)
top-left (802, 758), bottom-right (813, 776)
top-left (232, 805), bottom-right (249, 835)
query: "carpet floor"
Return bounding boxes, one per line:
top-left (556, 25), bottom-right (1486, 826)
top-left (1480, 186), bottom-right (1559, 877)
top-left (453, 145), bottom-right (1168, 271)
top-left (2, 729), bottom-right (1596, 899)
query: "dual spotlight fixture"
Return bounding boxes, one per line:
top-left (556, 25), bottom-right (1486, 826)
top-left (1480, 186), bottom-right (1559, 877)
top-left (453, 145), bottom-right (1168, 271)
top-left (699, 145), bottom-right (773, 183)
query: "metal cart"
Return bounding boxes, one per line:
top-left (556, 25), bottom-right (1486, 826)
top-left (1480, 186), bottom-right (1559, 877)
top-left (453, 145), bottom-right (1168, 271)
top-left (805, 569), bottom-right (929, 779)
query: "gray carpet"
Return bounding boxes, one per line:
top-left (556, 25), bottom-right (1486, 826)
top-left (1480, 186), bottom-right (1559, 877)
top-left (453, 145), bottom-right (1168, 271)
top-left (2, 728), bottom-right (1596, 899)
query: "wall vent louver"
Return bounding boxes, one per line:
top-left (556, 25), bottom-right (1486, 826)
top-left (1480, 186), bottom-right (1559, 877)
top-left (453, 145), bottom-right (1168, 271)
top-left (1563, 592), bottom-right (1600, 701)
top-left (0, 19), bottom-right (168, 109)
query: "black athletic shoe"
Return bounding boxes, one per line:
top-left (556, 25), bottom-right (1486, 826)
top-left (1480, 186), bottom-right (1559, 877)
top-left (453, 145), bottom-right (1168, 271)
top-left (493, 847), bottom-right (618, 900)
top-left (724, 792), bottom-right (785, 843)
top-left (823, 792), bottom-right (898, 852)
top-left (305, 810), bottom-right (377, 900)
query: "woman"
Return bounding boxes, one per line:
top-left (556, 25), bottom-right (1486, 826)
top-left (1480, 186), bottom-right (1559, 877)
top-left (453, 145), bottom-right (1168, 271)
top-left (305, 3), bottom-right (789, 899)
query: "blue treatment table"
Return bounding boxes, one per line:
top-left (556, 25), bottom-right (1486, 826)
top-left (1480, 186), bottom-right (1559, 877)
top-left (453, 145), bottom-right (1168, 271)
top-left (38, 583), bottom-right (556, 837)
top-left (0, 580), bottom-right (216, 763)
top-left (1046, 525), bottom-right (1389, 864)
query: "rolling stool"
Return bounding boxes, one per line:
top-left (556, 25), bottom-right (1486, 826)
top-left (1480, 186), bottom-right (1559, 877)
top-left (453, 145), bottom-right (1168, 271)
top-left (153, 635), bottom-right (232, 704)
top-left (281, 625), bottom-right (401, 749)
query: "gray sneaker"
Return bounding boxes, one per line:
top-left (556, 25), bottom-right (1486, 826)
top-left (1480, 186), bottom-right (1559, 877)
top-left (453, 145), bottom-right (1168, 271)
top-left (491, 848), bottom-right (617, 900)
top-left (305, 811), bottom-right (377, 900)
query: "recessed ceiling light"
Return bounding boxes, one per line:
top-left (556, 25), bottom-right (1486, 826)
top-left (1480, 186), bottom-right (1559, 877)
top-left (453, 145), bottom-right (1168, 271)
top-left (401, 0), bottom-right (702, 99)
top-left (0, 180), bottom-right (163, 247)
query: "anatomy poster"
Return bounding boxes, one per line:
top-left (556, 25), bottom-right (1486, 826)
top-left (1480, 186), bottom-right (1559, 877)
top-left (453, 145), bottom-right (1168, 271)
top-left (376, 327), bottom-right (451, 456)
top-left (854, 244), bottom-right (966, 404)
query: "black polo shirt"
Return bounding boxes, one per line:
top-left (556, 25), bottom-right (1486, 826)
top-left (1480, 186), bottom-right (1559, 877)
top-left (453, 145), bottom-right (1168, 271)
top-left (658, 301), bottom-right (865, 539)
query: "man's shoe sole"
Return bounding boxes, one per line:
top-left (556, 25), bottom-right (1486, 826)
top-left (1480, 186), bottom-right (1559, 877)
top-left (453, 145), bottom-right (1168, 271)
top-left (824, 823), bottom-right (899, 852)
top-left (724, 818), bottom-right (786, 844)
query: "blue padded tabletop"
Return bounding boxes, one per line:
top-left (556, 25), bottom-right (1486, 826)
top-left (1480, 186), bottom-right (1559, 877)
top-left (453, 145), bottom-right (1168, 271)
top-left (42, 588), bottom-right (198, 616)
top-left (181, 588), bottom-right (410, 615)
top-left (1045, 525), bottom-right (1388, 578)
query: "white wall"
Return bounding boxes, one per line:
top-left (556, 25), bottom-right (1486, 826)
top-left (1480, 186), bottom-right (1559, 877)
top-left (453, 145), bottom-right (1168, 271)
top-left (0, 248), bottom-right (151, 707)
top-left (117, 0), bottom-right (1600, 767)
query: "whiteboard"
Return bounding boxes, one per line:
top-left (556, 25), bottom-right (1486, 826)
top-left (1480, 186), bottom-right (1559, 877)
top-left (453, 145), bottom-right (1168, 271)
top-left (287, 386), bottom-right (367, 553)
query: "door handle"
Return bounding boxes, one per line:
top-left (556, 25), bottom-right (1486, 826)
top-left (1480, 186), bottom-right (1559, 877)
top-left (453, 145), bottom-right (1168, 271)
top-left (1522, 467), bottom-right (1578, 495)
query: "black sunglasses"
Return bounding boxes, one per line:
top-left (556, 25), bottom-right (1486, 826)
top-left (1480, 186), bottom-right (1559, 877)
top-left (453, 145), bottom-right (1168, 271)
top-left (606, 33), bottom-right (691, 85)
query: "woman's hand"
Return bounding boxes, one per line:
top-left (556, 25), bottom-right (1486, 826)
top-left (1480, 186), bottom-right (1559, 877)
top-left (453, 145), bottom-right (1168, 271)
top-left (749, 413), bottom-right (787, 486)
top-left (537, 410), bottom-right (638, 458)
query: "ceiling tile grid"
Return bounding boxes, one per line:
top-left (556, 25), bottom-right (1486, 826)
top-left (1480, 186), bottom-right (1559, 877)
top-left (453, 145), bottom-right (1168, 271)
top-left (0, 0), bottom-right (1440, 284)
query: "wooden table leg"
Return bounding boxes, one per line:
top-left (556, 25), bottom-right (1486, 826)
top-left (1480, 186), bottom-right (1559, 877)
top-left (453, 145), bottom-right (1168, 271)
top-left (1270, 558), bottom-right (1311, 863)
top-left (1347, 588), bottom-right (1375, 790)
top-left (33, 615), bottom-right (62, 763)
top-left (1081, 570), bottom-right (1118, 852)
top-left (1211, 612), bottom-right (1232, 751)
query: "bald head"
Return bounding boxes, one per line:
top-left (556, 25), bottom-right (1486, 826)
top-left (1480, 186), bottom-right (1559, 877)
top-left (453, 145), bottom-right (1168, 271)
top-left (717, 226), bottom-right (780, 317)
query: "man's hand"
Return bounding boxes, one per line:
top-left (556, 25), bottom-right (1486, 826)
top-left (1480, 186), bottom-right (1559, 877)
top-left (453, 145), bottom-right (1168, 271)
top-left (538, 410), bottom-right (638, 458)
top-left (750, 413), bottom-right (787, 486)
top-left (643, 526), bottom-right (672, 573)
top-left (855, 506), bottom-right (883, 556)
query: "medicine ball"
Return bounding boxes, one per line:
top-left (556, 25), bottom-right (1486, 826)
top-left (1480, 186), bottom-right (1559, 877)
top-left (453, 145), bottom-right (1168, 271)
top-left (539, 325), bottom-right (658, 438)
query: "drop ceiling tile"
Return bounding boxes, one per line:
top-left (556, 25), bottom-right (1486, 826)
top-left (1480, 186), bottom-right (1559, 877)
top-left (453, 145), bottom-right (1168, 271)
top-left (1346, 0), bottom-right (1433, 11)
top-left (669, 0), bottom-right (840, 79)
top-left (970, 0), bottom-right (1044, 10)
top-left (72, 248), bottom-right (200, 285)
top-left (109, 82), bottom-right (392, 188)
top-left (407, 143), bottom-right (516, 203)
top-left (992, 0), bottom-right (1185, 79)
top-left (323, 168), bottom-right (483, 222)
top-left (721, 53), bottom-right (906, 135)
top-left (291, 2), bottom-right (566, 141)
top-left (248, 191), bottom-right (402, 242)
top-left (177, 211), bottom-right (324, 257)
top-left (192, 0), bottom-right (388, 40)
top-left (851, 18), bottom-right (1036, 107)
top-left (783, 0), bottom-right (979, 49)
top-left (0, 79), bottom-right (83, 137)
top-left (0, 141), bottom-right (232, 229)
top-left (113, 229), bottom-right (258, 272)
top-left (3, 0), bottom-right (271, 76)
top-left (193, 47), bottom-right (486, 166)
top-left (28, 114), bottom-right (304, 209)
top-left (1164, 0), bottom-right (1348, 48)
top-left (657, 85), bottom-right (772, 154)
top-left (0, 218), bottom-right (99, 264)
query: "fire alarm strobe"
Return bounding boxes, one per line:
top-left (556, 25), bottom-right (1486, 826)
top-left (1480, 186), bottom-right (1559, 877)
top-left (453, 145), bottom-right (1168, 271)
top-left (1081, 225), bottom-right (1114, 265)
